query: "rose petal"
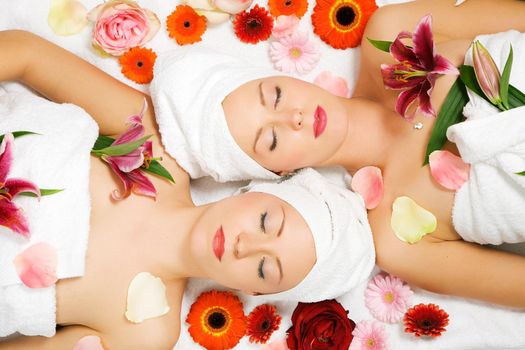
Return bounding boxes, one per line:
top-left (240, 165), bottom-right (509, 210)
top-left (73, 336), bottom-right (105, 350)
top-left (429, 150), bottom-right (470, 190)
top-left (455, 0), bottom-right (467, 5)
top-left (125, 272), bottom-right (170, 323)
top-left (194, 8), bottom-right (231, 25)
top-left (213, 0), bottom-right (253, 14)
top-left (260, 338), bottom-right (288, 350)
top-left (0, 199), bottom-right (31, 238)
top-left (48, 0), bottom-right (89, 36)
top-left (391, 196), bottom-right (437, 244)
top-left (0, 133), bottom-right (14, 184)
top-left (350, 166), bottom-right (384, 209)
top-left (314, 71), bottom-right (349, 98)
top-left (13, 242), bottom-right (58, 288)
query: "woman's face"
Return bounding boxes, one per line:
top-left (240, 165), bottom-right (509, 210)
top-left (223, 76), bottom-right (349, 174)
top-left (190, 192), bottom-right (316, 295)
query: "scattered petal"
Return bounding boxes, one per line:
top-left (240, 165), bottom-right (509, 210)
top-left (455, 0), bottom-right (467, 5)
top-left (74, 336), bottom-right (105, 350)
top-left (48, 0), bottom-right (89, 36)
top-left (213, 0), bottom-right (253, 14)
top-left (261, 338), bottom-right (289, 350)
top-left (351, 166), bottom-right (384, 209)
top-left (125, 272), bottom-right (170, 323)
top-left (272, 15), bottom-right (300, 39)
top-left (13, 242), bottom-right (58, 288)
top-left (429, 150), bottom-right (470, 190)
top-left (314, 71), bottom-right (350, 98)
top-left (391, 196), bottom-right (437, 244)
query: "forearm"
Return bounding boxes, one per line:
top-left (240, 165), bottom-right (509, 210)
top-left (0, 30), bottom-right (35, 83)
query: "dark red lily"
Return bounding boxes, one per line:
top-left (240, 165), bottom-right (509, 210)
top-left (381, 14), bottom-right (459, 120)
top-left (0, 134), bottom-right (40, 238)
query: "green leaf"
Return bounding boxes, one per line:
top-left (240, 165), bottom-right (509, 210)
top-left (142, 160), bottom-right (176, 184)
top-left (459, 65), bottom-right (492, 104)
top-left (92, 135), bottom-right (115, 151)
top-left (500, 44), bottom-right (513, 110)
top-left (0, 131), bottom-right (40, 144)
top-left (508, 84), bottom-right (525, 109)
top-left (19, 188), bottom-right (64, 197)
top-left (366, 38), bottom-right (392, 53)
top-left (517, 171), bottom-right (525, 176)
top-left (91, 135), bottom-right (151, 156)
top-left (423, 78), bottom-right (468, 165)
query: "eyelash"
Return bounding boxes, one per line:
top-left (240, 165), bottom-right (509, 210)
top-left (260, 211), bottom-right (268, 232)
top-left (274, 86), bottom-right (281, 109)
top-left (258, 257), bottom-right (265, 279)
top-left (269, 128), bottom-right (277, 152)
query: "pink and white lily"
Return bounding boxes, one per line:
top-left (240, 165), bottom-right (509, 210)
top-left (0, 134), bottom-right (40, 238)
top-left (381, 14), bottom-right (459, 120)
top-left (102, 106), bottom-right (157, 200)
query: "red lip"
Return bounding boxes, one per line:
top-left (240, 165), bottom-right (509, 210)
top-left (213, 226), bottom-right (225, 262)
top-left (313, 106), bottom-right (327, 138)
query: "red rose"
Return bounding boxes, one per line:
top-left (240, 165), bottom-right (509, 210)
top-left (286, 299), bottom-right (355, 350)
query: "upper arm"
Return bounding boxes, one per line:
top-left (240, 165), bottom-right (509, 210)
top-left (15, 31), bottom-right (147, 136)
top-left (374, 227), bottom-right (525, 308)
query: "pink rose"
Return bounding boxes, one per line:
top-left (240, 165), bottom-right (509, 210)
top-left (87, 0), bottom-right (160, 56)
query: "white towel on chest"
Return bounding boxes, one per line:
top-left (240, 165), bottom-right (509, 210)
top-left (447, 30), bottom-right (525, 244)
top-left (0, 90), bottom-right (98, 337)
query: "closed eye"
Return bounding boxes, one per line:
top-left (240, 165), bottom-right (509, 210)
top-left (260, 212), bottom-right (268, 232)
top-left (258, 257), bottom-right (265, 279)
top-left (269, 128), bottom-right (277, 152)
top-left (274, 86), bottom-right (281, 110)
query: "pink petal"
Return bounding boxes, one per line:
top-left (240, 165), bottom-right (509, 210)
top-left (0, 133), bottom-right (14, 184)
top-left (127, 169), bottom-right (157, 199)
top-left (112, 123), bottom-right (144, 146)
top-left (429, 150), bottom-right (470, 190)
top-left (74, 336), bottom-right (105, 350)
top-left (106, 147), bottom-right (145, 172)
top-left (390, 34), bottom-right (419, 66)
top-left (260, 339), bottom-right (289, 350)
top-left (143, 140), bottom-right (153, 158)
top-left (432, 54), bottom-right (460, 75)
top-left (0, 199), bottom-right (30, 238)
top-left (412, 14), bottom-right (435, 70)
top-left (395, 85), bottom-right (422, 121)
top-left (4, 178), bottom-right (41, 198)
top-left (13, 242), bottom-right (58, 288)
top-left (108, 161), bottom-right (133, 200)
top-left (381, 64), bottom-right (426, 90)
top-left (350, 166), bottom-right (384, 209)
top-left (417, 78), bottom-right (436, 118)
top-left (314, 71), bottom-right (349, 97)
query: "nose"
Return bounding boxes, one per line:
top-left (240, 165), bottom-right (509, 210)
top-left (234, 232), bottom-right (274, 259)
top-left (277, 108), bottom-right (303, 131)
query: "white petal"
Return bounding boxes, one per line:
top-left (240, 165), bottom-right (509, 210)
top-left (125, 272), bottom-right (170, 323)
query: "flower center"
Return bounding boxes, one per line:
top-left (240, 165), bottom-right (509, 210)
top-left (136, 61), bottom-right (143, 68)
top-left (367, 338), bottom-right (376, 347)
top-left (284, 0), bottom-right (293, 6)
top-left (421, 319), bottom-right (434, 329)
top-left (260, 319), bottom-right (270, 331)
top-left (335, 5), bottom-right (356, 27)
top-left (247, 18), bottom-right (261, 29)
top-left (183, 21), bottom-right (191, 28)
top-left (383, 291), bottom-right (395, 303)
top-left (208, 311), bottom-right (227, 329)
top-left (289, 47), bottom-right (302, 58)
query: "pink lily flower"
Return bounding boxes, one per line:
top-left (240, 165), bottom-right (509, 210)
top-left (0, 134), bottom-right (40, 238)
top-left (381, 14), bottom-right (459, 120)
top-left (102, 104), bottom-right (157, 200)
top-left (472, 40), bottom-right (504, 108)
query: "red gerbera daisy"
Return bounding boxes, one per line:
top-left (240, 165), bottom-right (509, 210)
top-left (246, 304), bottom-right (282, 344)
top-left (233, 5), bottom-right (274, 44)
top-left (118, 47), bottom-right (157, 84)
top-left (404, 303), bottom-right (449, 337)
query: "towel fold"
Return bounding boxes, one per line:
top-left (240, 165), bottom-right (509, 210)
top-left (447, 30), bottom-right (525, 244)
top-left (0, 91), bottom-right (98, 337)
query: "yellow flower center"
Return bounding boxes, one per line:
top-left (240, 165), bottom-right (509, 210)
top-left (383, 291), bottom-right (394, 303)
top-left (289, 47), bottom-right (302, 58)
top-left (367, 338), bottom-right (376, 347)
top-left (201, 306), bottom-right (231, 337)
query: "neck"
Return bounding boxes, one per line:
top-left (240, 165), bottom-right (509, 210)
top-left (325, 96), bottom-right (409, 173)
top-left (140, 202), bottom-right (208, 281)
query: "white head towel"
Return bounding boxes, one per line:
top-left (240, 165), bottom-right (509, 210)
top-left (149, 46), bottom-right (280, 182)
top-left (244, 168), bottom-right (375, 302)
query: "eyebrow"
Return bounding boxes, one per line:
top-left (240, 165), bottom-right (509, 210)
top-left (258, 82), bottom-right (265, 106)
top-left (253, 83), bottom-right (266, 153)
top-left (276, 207), bottom-right (285, 283)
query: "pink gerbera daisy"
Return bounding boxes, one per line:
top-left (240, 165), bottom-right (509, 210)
top-left (365, 273), bottom-right (413, 323)
top-left (269, 29), bottom-right (320, 75)
top-left (349, 321), bottom-right (388, 350)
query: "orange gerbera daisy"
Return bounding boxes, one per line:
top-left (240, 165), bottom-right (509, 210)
top-left (268, 0), bottom-right (309, 18)
top-left (118, 47), bottom-right (157, 84)
top-left (166, 5), bottom-right (207, 45)
top-left (312, 0), bottom-right (377, 49)
top-left (186, 290), bottom-right (247, 350)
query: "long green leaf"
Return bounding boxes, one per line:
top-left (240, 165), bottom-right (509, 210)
top-left (459, 65), bottom-right (491, 104)
top-left (366, 38), bottom-right (392, 52)
top-left (0, 131), bottom-right (39, 144)
top-left (423, 78), bottom-right (468, 165)
top-left (142, 160), bottom-right (176, 184)
top-left (92, 135), bottom-right (115, 150)
top-left (91, 135), bottom-right (151, 156)
top-left (508, 84), bottom-right (525, 109)
top-left (517, 171), bottom-right (525, 176)
top-left (500, 45), bottom-right (513, 110)
top-left (19, 188), bottom-right (64, 197)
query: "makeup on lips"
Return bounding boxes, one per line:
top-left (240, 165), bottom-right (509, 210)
top-left (313, 105), bottom-right (327, 138)
top-left (213, 226), bottom-right (225, 262)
